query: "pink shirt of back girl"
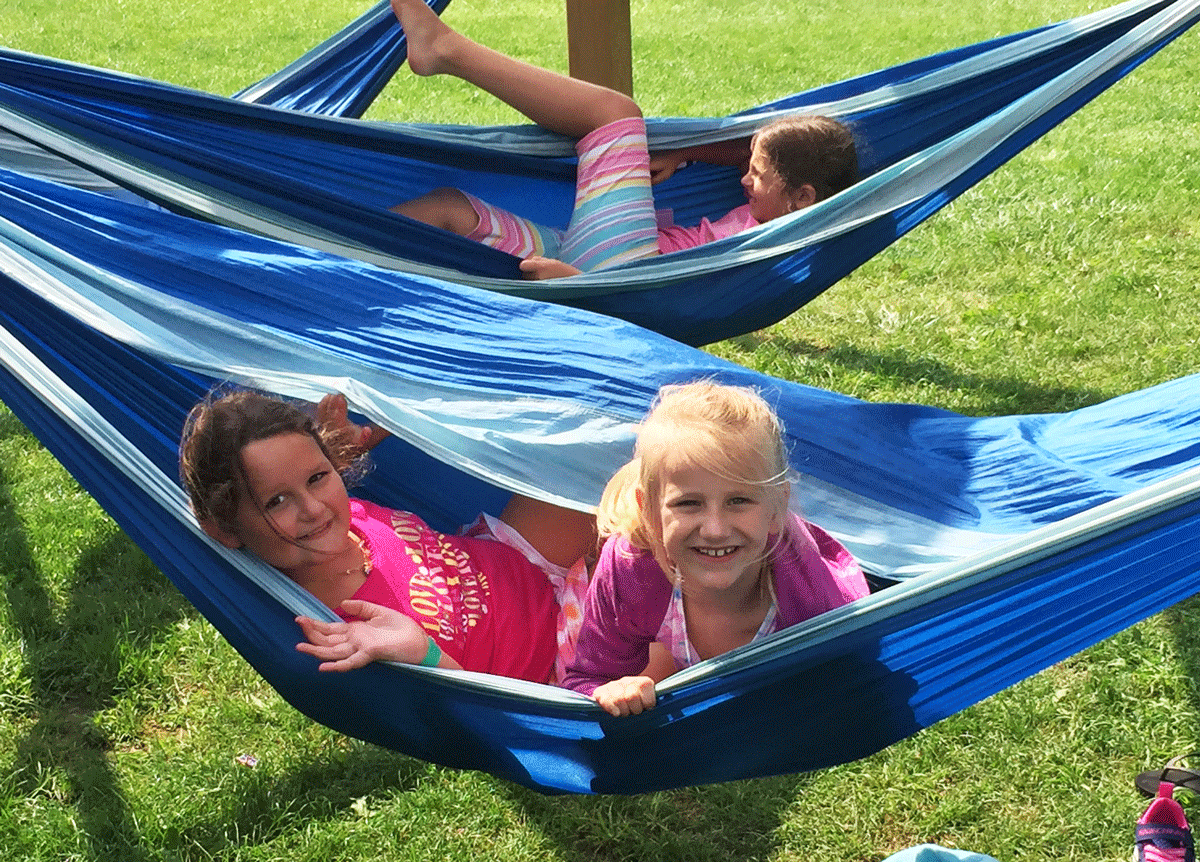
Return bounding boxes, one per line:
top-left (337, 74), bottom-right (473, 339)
top-left (656, 203), bottom-right (760, 255)
top-left (562, 513), bottom-right (868, 696)
top-left (344, 499), bottom-right (559, 683)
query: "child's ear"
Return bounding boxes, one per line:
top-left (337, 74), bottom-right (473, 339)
top-left (199, 517), bottom-right (244, 549)
top-left (791, 184), bottom-right (817, 211)
top-left (635, 488), bottom-right (645, 510)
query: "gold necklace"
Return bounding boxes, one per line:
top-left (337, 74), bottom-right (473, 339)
top-left (344, 530), bottom-right (372, 576)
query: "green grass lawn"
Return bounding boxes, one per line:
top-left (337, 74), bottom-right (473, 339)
top-left (1, 1), bottom-right (1199, 859)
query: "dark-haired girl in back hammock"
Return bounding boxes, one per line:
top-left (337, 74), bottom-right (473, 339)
top-left (389, 0), bottom-right (858, 280)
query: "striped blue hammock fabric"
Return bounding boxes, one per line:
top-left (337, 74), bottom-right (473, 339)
top-left (3, 162), bottom-right (1200, 794)
top-left (2, 0), bottom-right (1198, 344)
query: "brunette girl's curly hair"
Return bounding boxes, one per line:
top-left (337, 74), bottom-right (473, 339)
top-left (179, 388), bottom-right (367, 532)
top-left (755, 115), bottom-right (859, 203)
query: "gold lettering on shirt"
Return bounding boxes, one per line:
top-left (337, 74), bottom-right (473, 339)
top-left (390, 511), bottom-right (490, 639)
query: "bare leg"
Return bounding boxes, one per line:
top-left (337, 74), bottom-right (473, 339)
top-left (393, 0), bottom-right (640, 138)
top-left (390, 186), bottom-right (480, 234)
top-left (500, 494), bottom-right (598, 571)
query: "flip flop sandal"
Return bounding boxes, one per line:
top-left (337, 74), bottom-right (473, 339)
top-left (1138, 753), bottom-right (1200, 798)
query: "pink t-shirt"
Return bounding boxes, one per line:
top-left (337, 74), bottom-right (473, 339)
top-left (656, 203), bottom-right (760, 255)
top-left (343, 499), bottom-right (558, 683)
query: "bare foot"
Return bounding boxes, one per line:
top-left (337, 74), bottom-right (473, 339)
top-left (391, 0), bottom-right (459, 77)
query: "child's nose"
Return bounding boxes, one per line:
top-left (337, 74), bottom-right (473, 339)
top-left (299, 491), bottom-right (325, 518)
top-left (698, 508), bottom-right (728, 538)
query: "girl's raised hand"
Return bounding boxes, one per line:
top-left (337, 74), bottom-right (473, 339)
top-left (648, 153), bottom-right (685, 185)
top-left (316, 393), bottom-right (390, 451)
top-left (592, 675), bottom-right (657, 717)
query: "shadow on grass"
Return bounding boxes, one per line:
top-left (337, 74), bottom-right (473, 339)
top-left (503, 772), bottom-right (812, 862)
top-left (168, 744), bottom-right (804, 861)
top-left (723, 332), bottom-right (1112, 415)
top-left (169, 746), bottom-right (429, 856)
top-left (0, 416), bottom-right (191, 860)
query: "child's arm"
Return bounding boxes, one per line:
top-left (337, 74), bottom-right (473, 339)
top-left (561, 539), bottom-right (671, 712)
top-left (295, 599), bottom-right (462, 672)
top-left (649, 138), bottom-right (753, 184)
top-left (499, 493), bottom-right (598, 571)
top-left (592, 675), bottom-right (657, 716)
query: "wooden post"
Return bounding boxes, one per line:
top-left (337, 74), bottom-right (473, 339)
top-left (565, 0), bottom-right (633, 97)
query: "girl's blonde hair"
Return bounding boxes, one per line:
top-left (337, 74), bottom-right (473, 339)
top-left (596, 381), bottom-right (791, 569)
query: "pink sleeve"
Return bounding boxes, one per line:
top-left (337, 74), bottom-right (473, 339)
top-left (773, 514), bottom-right (869, 627)
top-left (560, 536), bottom-right (670, 696)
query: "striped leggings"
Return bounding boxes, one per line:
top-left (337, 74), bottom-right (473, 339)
top-left (464, 116), bottom-right (660, 272)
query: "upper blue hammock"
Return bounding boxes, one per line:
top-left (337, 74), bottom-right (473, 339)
top-left (3, 163), bottom-right (1200, 794)
top-left (231, 0), bottom-right (450, 117)
top-left (2, 0), bottom-right (1198, 344)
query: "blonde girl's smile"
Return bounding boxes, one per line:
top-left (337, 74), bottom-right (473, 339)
top-left (695, 546), bottom-right (738, 558)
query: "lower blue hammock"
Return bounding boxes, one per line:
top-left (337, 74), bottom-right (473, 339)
top-left (2, 0), bottom-right (1198, 344)
top-left (2, 165), bottom-right (1200, 794)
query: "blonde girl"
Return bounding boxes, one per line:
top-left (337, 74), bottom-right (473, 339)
top-left (561, 381), bottom-right (869, 716)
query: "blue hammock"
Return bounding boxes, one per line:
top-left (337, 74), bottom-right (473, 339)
top-left (2, 0), bottom-right (1198, 344)
top-left (3, 164), bottom-right (1200, 794)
